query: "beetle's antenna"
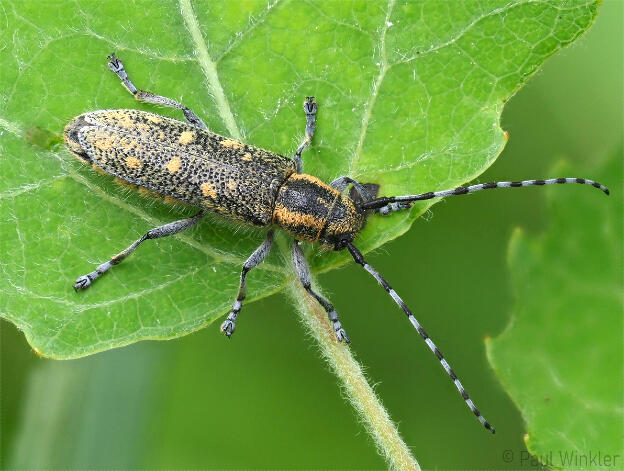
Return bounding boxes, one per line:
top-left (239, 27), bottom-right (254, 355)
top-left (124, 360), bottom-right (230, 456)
top-left (360, 177), bottom-right (610, 211)
top-left (346, 242), bottom-right (495, 434)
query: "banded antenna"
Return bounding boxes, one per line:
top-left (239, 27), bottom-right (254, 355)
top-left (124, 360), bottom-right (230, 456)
top-left (350, 175), bottom-right (609, 433)
top-left (360, 177), bottom-right (610, 211)
top-left (347, 242), bottom-right (496, 433)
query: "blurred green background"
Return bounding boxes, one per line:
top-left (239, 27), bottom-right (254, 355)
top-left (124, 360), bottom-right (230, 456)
top-left (2, 1), bottom-right (621, 469)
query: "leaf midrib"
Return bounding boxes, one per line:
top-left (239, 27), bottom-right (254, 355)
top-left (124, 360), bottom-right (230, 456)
top-left (350, 0), bottom-right (395, 178)
top-left (179, 0), bottom-right (242, 141)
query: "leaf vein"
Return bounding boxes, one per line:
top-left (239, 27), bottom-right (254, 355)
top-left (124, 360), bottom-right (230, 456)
top-left (349, 0), bottom-right (396, 178)
top-left (179, 0), bottom-right (242, 140)
top-left (0, 175), bottom-right (67, 199)
top-left (0, 116), bottom-right (24, 137)
top-left (215, 0), bottom-right (284, 64)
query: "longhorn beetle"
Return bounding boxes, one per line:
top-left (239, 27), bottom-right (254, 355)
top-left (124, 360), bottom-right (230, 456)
top-left (65, 54), bottom-right (610, 434)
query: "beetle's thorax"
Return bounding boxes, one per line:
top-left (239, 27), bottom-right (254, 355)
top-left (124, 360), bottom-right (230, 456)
top-left (272, 173), bottom-right (363, 249)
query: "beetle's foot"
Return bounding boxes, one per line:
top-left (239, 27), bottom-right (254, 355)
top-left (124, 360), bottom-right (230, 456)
top-left (304, 96), bottom-right (317, 116)
top-left (73, 273), bottom-right (95, 291)
top-left (378, 202), bottom-right (412, 216)
top-left (221, 316), bottom-right (237, 338)
top-left (107, 53), bottom-right (137, 94)
top-left (107, 53), bottom-right (123, 73)
top-left (333, 322), bottom-right (350, 344)
top-left (328, 310), bottom-right (350, 343)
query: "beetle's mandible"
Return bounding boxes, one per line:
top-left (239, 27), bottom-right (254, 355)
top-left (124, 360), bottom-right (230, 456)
top-left (65, 54), bottom-right (610, 434)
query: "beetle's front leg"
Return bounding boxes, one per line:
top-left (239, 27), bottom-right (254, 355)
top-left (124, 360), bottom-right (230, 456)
top-left (291, 240), bottom-right (349, 342)
top-left (293, 97), bottom-right (317, 173)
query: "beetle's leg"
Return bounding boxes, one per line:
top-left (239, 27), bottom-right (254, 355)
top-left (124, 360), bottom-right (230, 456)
top-left (221, 230), bottom-right (274, 338)
top-left (331, 176), bottom-right (410, 215)
top-left (73, 211), bottom-right (204, 291)
top-left (330, 177), bottom-right (375, 201)
top-left (293, 97), bottom-right (317, 173)
top-left (372, 201), bottom-right (413, 216)
top-left (291, 240), bottom-right (349, 343)
top-left (330, 176), bottom-right (411, 215)
top-left (331, 177), bottom-right (391, 213)
top-left (107, 53), bottom-right (208, 130)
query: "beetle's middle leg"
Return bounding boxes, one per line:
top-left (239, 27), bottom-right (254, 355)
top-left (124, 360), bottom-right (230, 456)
top-left (73, 211), bottom-right (204, 291)
top-left (293, 97), bottom-right (317, 173)
top-left (221, 230), bottom-right (274, 338)
top-left (291, 241), bottom-right (349, 343)
top-left (107, 53), bottom-right (208, 130)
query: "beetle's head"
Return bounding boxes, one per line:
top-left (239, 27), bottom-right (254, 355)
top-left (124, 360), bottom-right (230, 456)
top-left (318, 194), bottom-right (364, 251)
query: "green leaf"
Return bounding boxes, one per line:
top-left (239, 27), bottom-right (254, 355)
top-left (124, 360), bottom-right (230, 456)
top-left (486, 151), bottom-right (623, 470)
top-left (0, 0), bottom-right (599, 358)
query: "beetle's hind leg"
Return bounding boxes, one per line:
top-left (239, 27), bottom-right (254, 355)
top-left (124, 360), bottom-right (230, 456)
top-left (73, 211), bottom-right (204, 291)
top-left (292, 241), bottom-right (349, 342)
top-left (107, 53), bottom-right (208, 130)
top-left (221, 230), bottom-right (274, 338)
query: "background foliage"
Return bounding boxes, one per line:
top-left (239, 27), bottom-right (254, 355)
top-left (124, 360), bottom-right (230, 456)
top-left (488, 151), bottom-right (622, 469)
top-left (1, 0), bottom-right (621, 469)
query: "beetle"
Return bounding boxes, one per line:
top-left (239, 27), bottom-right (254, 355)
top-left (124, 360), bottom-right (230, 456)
top-left (65, 54), bottom-right (609, 434)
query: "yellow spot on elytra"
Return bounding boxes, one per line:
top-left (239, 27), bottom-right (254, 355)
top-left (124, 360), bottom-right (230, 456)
top-left (108, 110), bottom-right (134, 127)
top-left (227, 179), bottom-right (237, 191)
top-left (136, 122), bottom-right (150, 132)
top-left (166, 157), bottom-right (182, 174)
top-left (159, 131), bottom-right (165, 139)
top-left (119, 138), bottom-right (137, 150)
top-left (146, 115), bottom-right (163, 124)
top-left (125, 156), bottom-right (141, 168)
top-left (201, 182), bottom-right (217, 199)
top-left (221, 138), bottom-right (242, 149)
top-left (242, 152), bottom-right (253, 161)
top-left (94, 137), bottom-right (113, 151)
top-left (178, 131), bottom-right (195, 145)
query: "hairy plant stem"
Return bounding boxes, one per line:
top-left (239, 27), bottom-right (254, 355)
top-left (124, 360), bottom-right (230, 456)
top-left (287, 277), bottom-right (420, 471)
